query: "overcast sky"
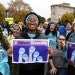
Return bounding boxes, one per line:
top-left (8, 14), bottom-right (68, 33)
top-left (0, 0), bottom-right (75, 19)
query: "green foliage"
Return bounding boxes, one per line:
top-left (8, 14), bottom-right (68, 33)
top-left (39, 16), bottom-right (46, 24)
top-left (61, 13), bottom-right (74, 24)
top-left (0, 3), bottom-right (6, 20)
top-left (8, 0), bottom-right (32, 22)
top-left (47, 17), bottom-right (51, 22)
top-left (73, 12), bottom-right (75, 18)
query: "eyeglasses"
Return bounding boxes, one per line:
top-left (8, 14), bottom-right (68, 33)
top-left (58, 38), bottom-right (66, 41)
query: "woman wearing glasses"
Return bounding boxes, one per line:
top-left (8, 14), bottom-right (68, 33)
top-left (49, 35), bottom-right (67, 75)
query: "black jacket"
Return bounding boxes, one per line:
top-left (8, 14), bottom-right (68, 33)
top-left (19, 29), bottom-right (47, 71)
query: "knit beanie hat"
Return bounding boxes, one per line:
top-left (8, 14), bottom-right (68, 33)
top-left (24, 12), bottom-right (40, 26)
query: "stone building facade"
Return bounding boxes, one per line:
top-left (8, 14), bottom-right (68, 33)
top-left (51, 3), bottom-right (75, 23)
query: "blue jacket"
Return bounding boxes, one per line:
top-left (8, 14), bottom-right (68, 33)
top-left (58, 25), bottom-right (66, 36)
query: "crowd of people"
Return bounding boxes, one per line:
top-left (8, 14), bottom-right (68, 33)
top-left (0, 12), bottom-right (75, 75)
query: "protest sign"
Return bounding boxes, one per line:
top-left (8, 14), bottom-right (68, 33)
top-left (5, 17), bottom-right (14, 25)
top-left (67, 42), bottom-right (75, 62)
top-left (12, 39), bottom-right (49, 63)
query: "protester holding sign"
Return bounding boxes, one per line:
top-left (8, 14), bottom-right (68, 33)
top-left (15, 12), bottom-right (52, 75)
top-left (67, 23), bottom-right (75, 75)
